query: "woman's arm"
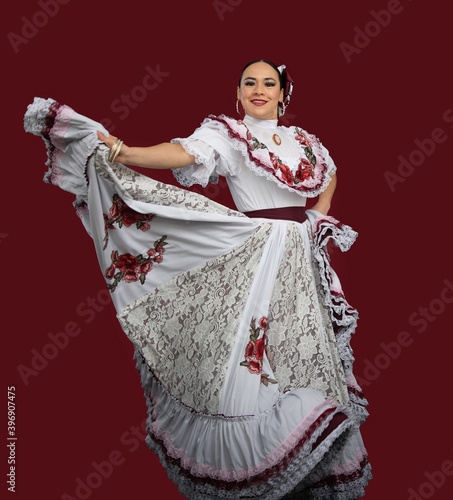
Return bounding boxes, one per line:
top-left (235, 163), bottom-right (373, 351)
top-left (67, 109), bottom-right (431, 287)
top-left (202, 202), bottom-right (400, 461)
top-left (310, 173), bottom-right (337, 215)
top-left (97, 131), bottom-right (195, 169)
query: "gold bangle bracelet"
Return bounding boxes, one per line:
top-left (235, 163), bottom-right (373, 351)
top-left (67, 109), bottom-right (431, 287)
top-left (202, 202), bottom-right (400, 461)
top-left (111, 141), bottom-right (123, 162)
top-left (108, 138), bottom-right (121, 162)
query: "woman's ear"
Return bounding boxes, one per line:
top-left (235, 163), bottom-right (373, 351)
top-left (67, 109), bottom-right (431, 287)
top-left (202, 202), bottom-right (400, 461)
top-left (237, 86), bottom-right (241, 101)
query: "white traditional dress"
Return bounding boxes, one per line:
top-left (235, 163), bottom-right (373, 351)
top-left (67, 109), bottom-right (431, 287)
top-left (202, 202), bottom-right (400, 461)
top-left (24, 98), bottom-right (372, 499)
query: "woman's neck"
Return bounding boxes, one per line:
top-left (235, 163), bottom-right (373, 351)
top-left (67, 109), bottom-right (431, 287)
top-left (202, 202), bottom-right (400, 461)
top-left (243, 114), bottom-right (278, 129)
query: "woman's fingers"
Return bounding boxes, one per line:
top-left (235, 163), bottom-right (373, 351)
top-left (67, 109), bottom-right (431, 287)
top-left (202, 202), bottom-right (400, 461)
top-left (97, 131), bottom-right (117, 147)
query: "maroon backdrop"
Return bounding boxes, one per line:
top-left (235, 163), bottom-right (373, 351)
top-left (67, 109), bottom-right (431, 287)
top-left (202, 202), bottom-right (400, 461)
top-left (3, 0), bottom-right (453, 499)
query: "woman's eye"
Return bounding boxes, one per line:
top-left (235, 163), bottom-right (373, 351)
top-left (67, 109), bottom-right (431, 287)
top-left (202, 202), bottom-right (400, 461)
top-left (245, 82), bottom-right (254, 86)
top-left (265, 83), bottom-right (276, 87)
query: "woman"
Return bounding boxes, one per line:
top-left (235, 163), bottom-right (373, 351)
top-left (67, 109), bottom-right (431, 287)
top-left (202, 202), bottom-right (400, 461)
top-left (24, 59), bottom-right (371, 499)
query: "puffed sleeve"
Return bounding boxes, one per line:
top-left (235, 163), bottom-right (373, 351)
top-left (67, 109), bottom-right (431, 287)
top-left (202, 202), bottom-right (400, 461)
top-left (171, 119), bottom-right (241, 187)
top-left (24, 97), bottom-right (109, 197)
top-left (320, 143), bottom-right (337, 176)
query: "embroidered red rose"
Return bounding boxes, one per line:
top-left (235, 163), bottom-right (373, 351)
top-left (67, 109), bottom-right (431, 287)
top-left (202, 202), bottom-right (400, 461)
top-left (104, 213), bottom-right (115, 230)
top-left (258, 316), bottom-right (268, 330)
top-left (296, 158), bottom-right (314, 182)
top-left (109, 199), bottom-right (123, 219)
top-left (105, 264), bottom-right (116, 280)
top-left (248, 359), bottom-right (262, 374)
top-left (296, 131), bottom-right (311, 147)
top-left (106, 238), bottom-right (167, 292)
top-left (123, 269), bottom-right (139, 283)
top-left (245, 341), bottom-right (255, 360)
top-left (138, 261), bottom-right (153, 274)
top-left (255, 336), bottom-right (266, 360)
top-left (279, 164), bottom-right (294, 185)
top-left (156, 246), bottom-right (166, 255)
top-left (269, 152), bottom-right (280, 171)
top-left (121, 210), bottom-right (142, 227)
top-left (103, 195), bottom-right (156, 250)
top-left (115, 253), bottom-right (138, 271)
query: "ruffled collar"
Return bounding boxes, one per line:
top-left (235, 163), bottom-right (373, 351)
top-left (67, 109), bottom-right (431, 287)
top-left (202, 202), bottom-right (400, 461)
top-left (205, 114), bottom-right (332, 198)
top-left (243, 115), bottom-right (278, 129)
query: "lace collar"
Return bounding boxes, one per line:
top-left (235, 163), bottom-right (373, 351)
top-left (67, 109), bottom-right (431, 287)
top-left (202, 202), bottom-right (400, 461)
top-left (206, 114), bottom-right (332, 198)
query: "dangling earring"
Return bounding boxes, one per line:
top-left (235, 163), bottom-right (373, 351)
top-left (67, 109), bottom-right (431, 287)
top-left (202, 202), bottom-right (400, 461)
top-left (279, 102), bottom-right (286, 117)
top-left (236, 99), bottom-right (241, 115)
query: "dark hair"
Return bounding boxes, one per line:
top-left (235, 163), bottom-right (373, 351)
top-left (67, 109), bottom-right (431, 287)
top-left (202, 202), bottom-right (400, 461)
top-left (238, 59), bottom-right (284, 88)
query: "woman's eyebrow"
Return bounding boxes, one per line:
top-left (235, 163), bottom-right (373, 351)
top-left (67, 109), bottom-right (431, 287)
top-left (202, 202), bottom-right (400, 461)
top-left (243, 77), bottom-right (277, 81)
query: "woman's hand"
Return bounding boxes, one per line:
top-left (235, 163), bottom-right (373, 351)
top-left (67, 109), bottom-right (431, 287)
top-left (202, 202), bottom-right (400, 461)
top-left (97, 131), bottom-right (129, 164)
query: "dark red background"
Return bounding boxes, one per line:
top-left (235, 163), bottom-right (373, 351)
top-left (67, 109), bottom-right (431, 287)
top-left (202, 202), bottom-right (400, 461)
top-left (3, 0), bottom-right (453, 499)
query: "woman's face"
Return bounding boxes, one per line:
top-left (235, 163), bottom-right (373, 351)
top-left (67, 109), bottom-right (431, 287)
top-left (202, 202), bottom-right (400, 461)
top-left (237, 62), bottom-right (284, 120)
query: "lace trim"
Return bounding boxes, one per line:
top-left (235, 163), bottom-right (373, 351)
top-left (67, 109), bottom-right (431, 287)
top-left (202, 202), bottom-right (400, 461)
top-left (95, 147), bottom-right (240, 218)
top-left (206, 115), bottom-right (333, 198)
top-left (135, 351), bottom-right (366, 499)
top-left (265, 222), bottom-right (349, 404)
top-left (170, 138), bottom-right (219, 187)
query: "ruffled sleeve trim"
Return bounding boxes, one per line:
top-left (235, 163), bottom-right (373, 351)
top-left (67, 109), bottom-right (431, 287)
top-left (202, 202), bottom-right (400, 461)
top-left (24, 97), bottom-right (109, 197)
top-left (170, 138), bottom-right (220, 187)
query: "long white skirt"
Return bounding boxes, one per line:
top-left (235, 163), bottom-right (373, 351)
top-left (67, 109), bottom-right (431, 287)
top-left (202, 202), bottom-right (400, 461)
top-left (24, 97), bottom-right (372, 499)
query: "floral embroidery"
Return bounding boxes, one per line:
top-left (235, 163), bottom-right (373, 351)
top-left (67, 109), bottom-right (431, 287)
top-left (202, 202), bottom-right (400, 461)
top-left (240, 121), bottom-right (316, 187)
top-left (103, 194), bottom-right (156, 250)
top-left (105, 236), bottom-right (167, 292)
top-left (294, 127), bottom-right (317, 168)
top-left (240, 316), bottom-right (277, 386)
top-left (207, 115), bottom-right (331, 195)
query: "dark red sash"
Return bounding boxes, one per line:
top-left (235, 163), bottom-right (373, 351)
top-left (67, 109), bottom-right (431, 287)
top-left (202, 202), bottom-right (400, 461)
top-left (242, 206), bottom-right (307, 223)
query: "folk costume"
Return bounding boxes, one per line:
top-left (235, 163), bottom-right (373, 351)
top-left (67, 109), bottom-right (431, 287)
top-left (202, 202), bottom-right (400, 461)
top-left (24, 91), bottom-right (371, 499)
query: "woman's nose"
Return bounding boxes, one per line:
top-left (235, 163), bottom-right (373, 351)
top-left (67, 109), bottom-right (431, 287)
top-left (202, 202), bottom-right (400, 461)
top-left (254, 85), bottom-right (264, 95)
